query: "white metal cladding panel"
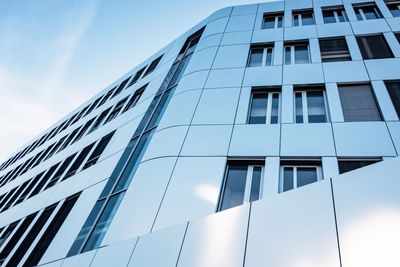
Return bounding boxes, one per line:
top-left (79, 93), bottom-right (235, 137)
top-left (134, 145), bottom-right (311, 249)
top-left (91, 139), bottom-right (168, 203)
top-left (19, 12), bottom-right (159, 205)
top-left (128, 223), bottom-right (186, 267)
top-left (101, 157), bottom-right (177, 245)
top-left (177, 204), bottom-right (249, 267)
top-left (213, 44), bottom-right (250, 69)
top-left (332, 157), bottom-right (400, 267)
top-left (152, 156), bottom-right (226, 231)
top-left (245, 180), bottom-right (340, 267)
top-left (90, 238), bottom-right (137, 267)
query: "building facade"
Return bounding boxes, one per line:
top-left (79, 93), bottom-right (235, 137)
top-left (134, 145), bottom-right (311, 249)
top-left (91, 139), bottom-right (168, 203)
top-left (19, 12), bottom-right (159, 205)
top-left (0, 0), bottom-right (400, 266)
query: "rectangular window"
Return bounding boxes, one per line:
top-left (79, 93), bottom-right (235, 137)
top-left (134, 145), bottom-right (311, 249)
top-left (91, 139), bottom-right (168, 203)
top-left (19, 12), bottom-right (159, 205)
top-left (63, 143), bottom-right (95, 180)
top-left (356, 35), bottom-right (394, 59)
top-left (295, 87), bottom-right (328, 123)
top-left (14, 172), bottom-right (44, 205)
top-left (122, 85), bottom-right (146, 113)
top-left (386, 1), bottom-right (400, 17)
top-left (58, 127), bottom-right (81, 152)
top-left (284, 41), bottom-right (310, 64)
top-left (143, 55), bottom-right (163, 77)
top-left (247, 44), bottom-right (274, 67)
top-left (338, 84), bottom-right (382, 122)
top-left (45, 153), bottom-right (77, 189)
top-left (27, 163), bottom-right (60, 198)
top-left (280, 161), bottom-right (322, 192)
top-left (322, 6), bottom-right (348, 23)
top-left (82, 131), bottom-right (115, 170)
top-left (97, 88), bottom-right (116, 108)
top-left (72, 118), bottom-right (95, 143)
top-left (88, 108), bottom-right (112, 134)
top-left (1, 181), bottom-right (30, 212)
top-left (319, 37), bottom-right (351, 62)
top-left (127, 67), bottom-right (146, 88)
top-left (0, 221), bottom-right (20, 248)
top-left (103, 97), bottom-right (128, 124)
top-left (111, 77), bottom-right (131, 99)
top-left (218, 161), bottom-right (264, 212)
top-left (292, 9), bottom-right (315, 26)
top-left (338, 159), bottom-right (381, 174)
top-left (353, 3), bottom-right (383, 20)
top-left (385, 81), bottom-right (400, 118)
top-left (248, 89), bottom-right (280, 124)
top-left (262, 12), bottom-right (284, 29)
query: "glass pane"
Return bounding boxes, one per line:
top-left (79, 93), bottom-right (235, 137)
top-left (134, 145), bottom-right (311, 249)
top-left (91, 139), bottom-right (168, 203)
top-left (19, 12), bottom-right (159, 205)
top-left (248, 48), bottom-right (263, 67)
top-left (283, 167), bottom-right (294, 192)
top-left (323, 10), bottom-right (336, 23)
top-left (388, 4), bottom-right (400, 17)
top-left (265, 48), bottom-right (273, 66)
top-left (338, 160), bottom-right (379, 174)
top-left (277, 16), bottom-right (283, 27)
top-left (295, 92), bottom-right (304, 123)
top-left (220, 165), bottom-right (248, 211)
top-left (355, 8), bottom-right (363, 20)
top-left (263, 16), bottom-right (275, 29)
top-left (307, 91), bottom-right (327, 123)
top-left (302, 12), bottom-right (315, 25)
top-left (297, 167), bottom-right (318, 188)
top-left (294, 45), bottom-right (309, 64)
top-left (357, 35), bottom-right (393, 60)
top-left (385, 81), bottom-right (400, 118)
top-left (285, 46), bottom-right (291, 65)
top-left (363, 6), bottom-right (381, 20)
top-left (249, 93), bottom-right (268, 124)
top-left (82, 192), bottom-right (125, 252)
top-left (293, 14), bottom-right (299, 26)
top-left (338, 10), bottom-right (347, 22)
top-left (271, 93), bottom-right (279, 124)
top-left (250, 167), bottom-right (262, 202)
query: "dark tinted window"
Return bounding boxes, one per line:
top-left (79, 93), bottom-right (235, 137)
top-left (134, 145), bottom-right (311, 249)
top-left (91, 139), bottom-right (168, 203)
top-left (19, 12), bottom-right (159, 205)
top-left (356, 35), bottom-right (394, 59)
top-left (385, 81), bottom-right (400, 118)
top-left (339, 159), bottom-right (381, 174)
top-left (319, 37), bottom-right (351, 62)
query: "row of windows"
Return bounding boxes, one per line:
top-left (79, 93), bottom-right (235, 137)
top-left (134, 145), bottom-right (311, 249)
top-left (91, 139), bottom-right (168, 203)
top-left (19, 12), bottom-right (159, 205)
top-left (0, 192), bottom-right (80, 266)
top-left (0, 85), bottom-right (146, 188)
top-left (0, 55), bottom-right (162, 173)
top-left (247, 81), bottom-right (400, 124)
top-left (0, 132), bottom-right (114, 215)
top-left (262, 2), bottom-right (400, 30)
top-left (218, 158), bottom-right (381, 212)
top-left (247, 34), bottom-right (398, 67)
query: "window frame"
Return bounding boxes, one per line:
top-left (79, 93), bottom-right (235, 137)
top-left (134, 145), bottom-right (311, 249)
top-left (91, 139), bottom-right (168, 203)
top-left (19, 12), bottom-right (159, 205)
top-left (319, 37), bottom-right (352, 62)
top-left (284, 41), bottom-right (311, 65)
top-left (247, 44), bottom-right (274, 67)
top-left (294, 87), bottom-right (330, 123)
top-left (247, 89), bottom-right (281, 124)
top-left (292, 9), bottom-right (315, 26)
top-left (322, 6), bottom-right (348, 23)
top-left (353, 3), bottom-right (383, 20)
top-left (262, 12), bottom-right (284, 29)
top-left (279, 164), bottom-right (323, 193)
top-left (217, 161), bottom-right (265, 212)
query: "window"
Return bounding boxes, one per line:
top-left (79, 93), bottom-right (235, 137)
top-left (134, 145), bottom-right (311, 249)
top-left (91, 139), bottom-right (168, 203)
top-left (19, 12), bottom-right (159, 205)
top-left (247, 44), bottom-right (274, 67)
top-left (45, 153), bottom-right (77, 189)
top-left (322, 6), bottom-right (348, 23)
top-left (284, 41), bottom-right (310, 64)
top-left (338, 159), bottom-right (381, 174)
top-left (248, 89), bottom-right (280, 124)
top-left (143, 55), bottom-right (163, 77)
top-left (262, 12), bottom-right (283, 29)
top-left (14, 172), bottom-right (44, 205)
top-left (338, 84), bottom-right (382, 122)
top-left (27, 163), bottom-right (60, 199)
top-left (127, 66), bottom-right (146, 88)
top-left (1, 181), bottom-right (29, 212)
top-left (58, 127), bottom-right (81, 152)
top-left (218, 161), bottom-right (264, 212)
top-left (72, 118), bottom-right (95, 143)
top-left (319, 37), bottom-right (351, 62)
top-left (103, 97), bottom-right (128, 124)
top-left (356, 35), bottom-right (394, 59)
top-left (0, 221), bottom-right (19, 248)
top-left (280, 161), bottom-right (322, 192)
top-left (396, 33), bottom-right (400, 43)
top-left (295, 87), bottom-right (328, 123)
top-left (122, 85), bottom-right (146, 113)
top-left (82, 132), bottom-right (115, 170)
top-left (63, 143), bottom-right (95, 180)
top-left (292, 9), bottom-right (315, 26)
top-left (385, 81), bottom-right (400, 118)
top-left (386, 1), bottom-right (400, 17)
top-left (111, 77), bottom-right (131, 99)
top-left (97, 88), bottom-right (115, 108)
top-left (88, 108), bottom-right (112, 133)
top-left (353, 3), bottom-right (383, 20)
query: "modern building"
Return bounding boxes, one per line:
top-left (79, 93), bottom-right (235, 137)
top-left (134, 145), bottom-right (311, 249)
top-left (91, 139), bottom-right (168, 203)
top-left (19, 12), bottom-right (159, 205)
top-left (0, 0), bottom-right (400, 266)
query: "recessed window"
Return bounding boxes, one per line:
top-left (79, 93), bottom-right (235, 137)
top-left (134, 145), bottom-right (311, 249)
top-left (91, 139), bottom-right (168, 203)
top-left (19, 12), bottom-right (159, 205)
top-left (356, 35), bottom-right (394, 59)
top-left (294, 87), bottom-right (328, 123)
top-left (338, 159), bottom-right (381, 174)
top-left (384, 81), bottom-right (400, 118)
top-left (143, 55), bottom-right (163, 77)
top-left (123, 85), bottom-right (146, 113)
top-left (319, 37), bottom-right (351, 62)
top-left (263, 12), bottom-right (284, 29)
top-left (353, 3), bottom-right (383, 20)
top-left (247, 44), bottom-right (274, 67)
top-left (284, 41), bottom-right (310, 65)
top-left (322, 6), bottom-right (348, 23)
top-left (292, 9), bottom-right (315, 26)
top-left (111, 76), bottom-right (131, 99)
top-left (218, 161), bottom-right (264, 212)
top-left (63, 143), bottom-right (95, 180)
top-left (127, 67), bottom-right (146, 88)
top-left (280, 161), bottom-right (322, 192)
top-left (103, 97), bottom-right (128, 124)
top-left (82, 131), bottom-right (115, 170)
top-left (88, 108), bottom-right (112, 134)
top-left (386, 1), bottom-right (400, 17)
top-left (338, 84), bottom-right (382, 122)
top-left (248, 89), bottom-right (280, 124)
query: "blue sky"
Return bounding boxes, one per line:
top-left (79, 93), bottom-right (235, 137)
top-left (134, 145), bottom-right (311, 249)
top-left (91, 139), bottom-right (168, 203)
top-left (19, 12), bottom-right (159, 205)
top-left (0, 0), bottom-right (264, 162)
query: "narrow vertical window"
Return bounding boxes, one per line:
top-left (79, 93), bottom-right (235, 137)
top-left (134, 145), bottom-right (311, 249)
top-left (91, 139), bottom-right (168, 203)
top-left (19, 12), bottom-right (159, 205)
top-left (218, 161), bottom-right (264, 212)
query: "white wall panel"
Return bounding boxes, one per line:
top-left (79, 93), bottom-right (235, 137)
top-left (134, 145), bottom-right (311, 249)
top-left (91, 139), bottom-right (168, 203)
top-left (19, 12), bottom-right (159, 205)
top-left (90, 238), bottom-right (137, 267)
